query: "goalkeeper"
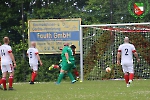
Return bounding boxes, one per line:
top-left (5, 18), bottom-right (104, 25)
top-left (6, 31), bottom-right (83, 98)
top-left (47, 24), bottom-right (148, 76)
top-left (49, 44), bottom-right (79, 80)
top-left (55, 43), bottom-right (76, 84)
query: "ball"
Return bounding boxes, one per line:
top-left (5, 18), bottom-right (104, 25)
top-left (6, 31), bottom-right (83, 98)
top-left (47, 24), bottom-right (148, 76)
top-left (106, 67), bottom-right (111, 72)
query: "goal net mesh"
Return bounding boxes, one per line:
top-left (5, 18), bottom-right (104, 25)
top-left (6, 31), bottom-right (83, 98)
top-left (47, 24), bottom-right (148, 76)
top-left (81, 23), bottom-right (150, 80)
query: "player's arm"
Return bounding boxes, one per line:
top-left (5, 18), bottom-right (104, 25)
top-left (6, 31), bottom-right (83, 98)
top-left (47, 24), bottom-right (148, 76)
top-left (26, 51), bottom-right (29, 58)
top-left (36, 52), bottom-right (43, 66)
top-left (133, 50), bottom-right (140, 62)
top-left (65, 52), bottom-right (69, 60)
top-left (65, 53), bottom-right (70, 63)
top-left (64, 48), bottom-right (69, 61)
top-left (117, 49), bottom-right (121, 65)
top-left (132, 45), bottom-right (140, 62)
top-left (8, 51), bottom-right (16, 67)
top-left (63, 48), bottom-right (70, 63)
top-left (26, 49), bottom-right (31, 58)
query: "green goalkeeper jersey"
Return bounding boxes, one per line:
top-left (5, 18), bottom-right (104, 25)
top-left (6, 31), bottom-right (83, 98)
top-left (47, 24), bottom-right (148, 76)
top-left (61, 46), bottom-right (75, 61)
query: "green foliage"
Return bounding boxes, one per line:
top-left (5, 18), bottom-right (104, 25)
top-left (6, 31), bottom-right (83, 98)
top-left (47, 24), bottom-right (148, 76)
top-left (84, 0), bottom-right (110, 24)
top-left (14, 58), bottom-right (30, 82)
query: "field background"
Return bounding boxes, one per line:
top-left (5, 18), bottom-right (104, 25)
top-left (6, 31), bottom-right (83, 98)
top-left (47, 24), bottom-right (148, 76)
top-left (0, 80), bottom-right (150, 100)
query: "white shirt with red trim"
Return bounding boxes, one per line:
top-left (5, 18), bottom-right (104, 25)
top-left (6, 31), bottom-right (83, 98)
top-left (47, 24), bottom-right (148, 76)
top-left (27, 47), bottom-right (39, 65)
top-left (0, 44), bottom-right (13, 65)
top-left (118, 43), bottom-right (136, 65)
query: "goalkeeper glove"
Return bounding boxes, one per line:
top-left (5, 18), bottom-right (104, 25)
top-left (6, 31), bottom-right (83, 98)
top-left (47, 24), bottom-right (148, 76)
top-left (67, 60), bottom-right (71, 64)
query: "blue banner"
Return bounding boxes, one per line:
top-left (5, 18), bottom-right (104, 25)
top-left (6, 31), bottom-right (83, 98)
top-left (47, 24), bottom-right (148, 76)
top-left (30, 31), bottom-right (79, 41)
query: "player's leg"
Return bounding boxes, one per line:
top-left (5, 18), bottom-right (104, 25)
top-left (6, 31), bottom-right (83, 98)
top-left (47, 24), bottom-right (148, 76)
top-left (0, 66), bottom-right (1, 84)
top-left (68, 61), bottom-right (76, 83)
top-left (49, 61), bottom-right (62, 70)
top-left (124, 72), bottom-right (129, 85)
top-left (0, 78), bottom-right (2, 89)
top-left (8, 64), bottom-right (14, 90)
top-left (0, 61), bottom-right (3, 89)
top-left (30, 65), bottom-right (38, 84)
top-left (1, 65), bottom-right (7, 90)
top-left (49, 64), bottom-right (60, 70)
top-left (8, 72), bottom-right (14, 90)
top-left (54, 60), bottom-right (63, 69)
top-left (0, 81), bottom-right (2, 90)
top-left (72, 65), bottom-right (79, 80)
top-left (128, 65), bottom-right (134, 84)
top-left (122, 64), bottom-right (129, 87)
top-left (1, 72), bottom-right (7, 90)
top-left (0, 66), bottom-right (2, 90)
top-left (30, 71), bottom-right (37, 84)
top-left (67, 71), bottom-right (76, 83)
top-left (56, 69), bottom-right (65, 84)
top-left (56, 62), bottom-right (67, 84)
top-left (58, 62), bottom-right (62, 69)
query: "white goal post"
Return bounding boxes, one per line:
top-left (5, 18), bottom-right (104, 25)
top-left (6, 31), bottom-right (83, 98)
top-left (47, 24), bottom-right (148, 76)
top-left (80, 22), bottom-right (150, 82)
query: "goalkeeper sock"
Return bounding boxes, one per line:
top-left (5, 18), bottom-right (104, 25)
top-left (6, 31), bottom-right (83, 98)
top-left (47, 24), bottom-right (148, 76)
top-left (31, 72), bottom-right (37, 82)
top-left (73, 69), bottom-right (79, 78)
top-left (67, 71), bottom-right (75, 81)
top-left (124, 73), bottom-right (129, 84)
top-left (9, 76), bottom-right (13, 88)
top-left (57, 72), bottom-right (64, 83)
top-left (2, 77), bottom-right (6, 89)
top-left (129, 73), bottom-right (134, 81)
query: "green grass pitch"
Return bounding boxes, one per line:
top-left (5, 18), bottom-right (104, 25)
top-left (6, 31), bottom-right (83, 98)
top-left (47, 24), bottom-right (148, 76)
top-left (0, 80), bottom-right (150, 100)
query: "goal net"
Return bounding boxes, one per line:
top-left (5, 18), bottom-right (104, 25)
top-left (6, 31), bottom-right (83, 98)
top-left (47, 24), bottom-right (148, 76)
top-left (80, 22), bottom-right (150, 81)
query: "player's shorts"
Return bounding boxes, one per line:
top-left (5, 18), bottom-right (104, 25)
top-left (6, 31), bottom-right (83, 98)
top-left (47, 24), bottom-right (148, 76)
top-left (29, 63), bottom-right (38, 71)
top-left (1, 64), bottom-right (14, 73)
top-left (122, 63), bottom-right (134, 73)
top-left (61, 60), bottom-right (75, 71)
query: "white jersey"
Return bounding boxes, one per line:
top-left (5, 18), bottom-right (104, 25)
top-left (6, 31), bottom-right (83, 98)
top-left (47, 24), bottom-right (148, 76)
top-left (27, 47), bottom-right (39, 65)
top-left (0, 44), bottom-right (13, 65)
top-left (118, 43), bottom-right (136, 65)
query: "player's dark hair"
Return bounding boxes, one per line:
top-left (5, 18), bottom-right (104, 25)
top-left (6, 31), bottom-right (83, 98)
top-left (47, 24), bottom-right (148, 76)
top-left (70, 45), bottom-right (76, 49)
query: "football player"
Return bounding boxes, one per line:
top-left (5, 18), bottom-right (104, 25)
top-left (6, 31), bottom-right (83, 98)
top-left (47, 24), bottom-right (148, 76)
top-left (117, 37), bottom-right (140, 87)
top-left (49, 44), bottom-right (79, 80)
top-left (27, 42), bottom-right (43, 84)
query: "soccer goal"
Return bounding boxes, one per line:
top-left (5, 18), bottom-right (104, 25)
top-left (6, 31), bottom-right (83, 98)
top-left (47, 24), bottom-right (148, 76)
top-left (80, 22), bottom-right (150, 82)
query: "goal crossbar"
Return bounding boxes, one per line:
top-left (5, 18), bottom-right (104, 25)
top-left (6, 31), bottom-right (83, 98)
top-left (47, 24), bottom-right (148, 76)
top-left (80, 22), bottom-right (150, 27)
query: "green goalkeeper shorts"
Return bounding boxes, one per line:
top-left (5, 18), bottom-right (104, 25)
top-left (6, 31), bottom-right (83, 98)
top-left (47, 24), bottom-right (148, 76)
top-left (61, 60), bottom-right (75, 71)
